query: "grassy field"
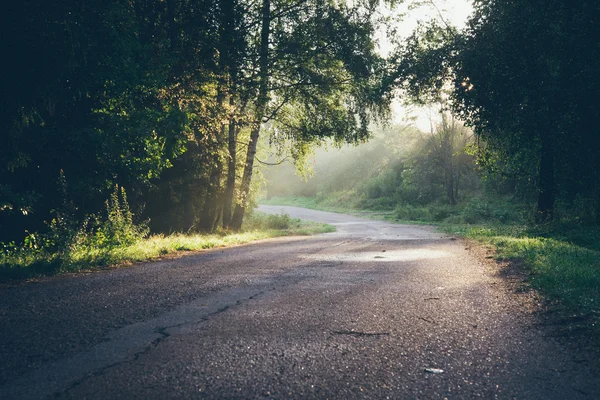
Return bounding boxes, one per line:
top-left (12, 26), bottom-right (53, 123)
top-left (263, 196), bottom-right (600, 326)
top-left (0, 212), bottom-right (334, 281)
top-left (260, 195), bottom-right (401, 221)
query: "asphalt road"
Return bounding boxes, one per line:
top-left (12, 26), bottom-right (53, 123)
top-left (1, 205), bottom-right (599, 399)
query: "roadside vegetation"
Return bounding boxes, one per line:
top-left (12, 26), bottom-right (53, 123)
top-left (264, 194), bottom-right (600, 329)
top-left (445, 224), bottom-right (600, 320)
top-left (0, 187), bottom-right (333, 281)
top-left (260, 118), bottom-right (600, 328)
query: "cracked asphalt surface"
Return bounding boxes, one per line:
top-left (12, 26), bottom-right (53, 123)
top-left (1, 205), bottom-right (599, 399)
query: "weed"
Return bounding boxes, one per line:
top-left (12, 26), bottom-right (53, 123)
top-left (0, 205), bottom-right (335, 281)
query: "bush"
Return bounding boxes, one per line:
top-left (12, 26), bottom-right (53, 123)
top-left (95, 185), bottom-right (148, 247)
top-left (265, 213), bottom-right (291, 230)
top-left (462, 198), bottom-right (492, 223)
top-left (243, 211), bottom-right (292, 230)
top-left (461, 197), bottom-right (526, 224)
top-left (430, 204), bottom-right (454, 221)
top-left (395, 205), bottom-right (432, 222)
top-left (0, 185), bottom-right (149, 277)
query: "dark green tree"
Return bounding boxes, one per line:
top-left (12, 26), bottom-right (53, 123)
top-left (0, 0), bottom-right (221, 240)
top-left (389, 0), bottom-right (600, 221)
top-left (228, 0), bottom-right (389, 229)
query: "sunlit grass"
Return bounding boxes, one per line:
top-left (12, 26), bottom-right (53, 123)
top-left (0, 214), bottom-right (335, 281)
top-left (63, 231), bottom-right (280, 271)
top-left (260, 195), bottom-right (349, 212)
top-left (442, 224), bottom-right (600, 318)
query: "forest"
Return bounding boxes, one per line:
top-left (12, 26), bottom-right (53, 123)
top-left (2, 0), bottom-right (600, 276)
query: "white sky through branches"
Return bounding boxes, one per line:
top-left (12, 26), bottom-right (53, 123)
top-left (378, 0), bottom-right (474, 130)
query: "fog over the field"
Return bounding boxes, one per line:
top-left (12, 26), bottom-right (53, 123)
top-left (262, 1), bottom-right (475, 196)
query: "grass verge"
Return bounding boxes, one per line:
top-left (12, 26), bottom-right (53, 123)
top-left (441, 224), bottom-right (600, 322)
top-left (0, 212), bottom-right (334, 282)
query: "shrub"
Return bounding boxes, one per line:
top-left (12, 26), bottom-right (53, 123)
top-left (72, 185), bottom-right (149, 250)
top-left (1, 185), bottom-right (149, 277)
top-left (395, 205), bottom-right (432, 222)
top-left (243, 211), bottom-right (292, 230)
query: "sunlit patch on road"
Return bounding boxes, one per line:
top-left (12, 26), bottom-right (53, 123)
top-left (302, 249), bottom-right (451, 263)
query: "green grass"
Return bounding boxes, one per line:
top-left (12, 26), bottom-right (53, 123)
top-left (441, 223), bottom-right (600, 320)
top-left (261, 195), bottom-right (530, 225)
top-left (0, 212), bottom-right (334, 281)
top-left (260, 195), bottom-right (350, 212)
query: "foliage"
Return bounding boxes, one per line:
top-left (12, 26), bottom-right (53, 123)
top-left (244, 212), bottom-right (292, 229)
top-left (242, 211), bottom-right (336, 234)
top-left (262, 117), bottom-right (483, 213)
top-left (0, 185), bottom-right (148, 278)
top-left (243, 212), bottom-right (292, 230)
top-left (75, 186), bottom-right (149, 251)
top-left (1, 0), bottom-right (393, 242)
top-left (0, 0), bottom-right (223, 242)
top-left (389, 0), bottom-right (600, 221)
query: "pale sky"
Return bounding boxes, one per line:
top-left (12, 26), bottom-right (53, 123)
top-left (376, 0), bottom-right (473, 56)
top-left (379, 0), bottom-right (474, 130)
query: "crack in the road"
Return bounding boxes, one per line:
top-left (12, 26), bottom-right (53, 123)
top-left (48, 289), bottom-right (267, 399)
top-left (416, 315), bottom-right (436, 324)
top-left (51, 325), bottom-right (175, 399)
top-left (51, 363), bottom-right (128, 399)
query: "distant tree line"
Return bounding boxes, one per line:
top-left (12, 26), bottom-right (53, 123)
top-left (1, 0), bottom-right (386, 243)
top-left (263, 116), bottom-right (485, 215)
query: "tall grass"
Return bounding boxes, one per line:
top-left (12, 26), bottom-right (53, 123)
top-left (0, 205), bottom-right (334, 281)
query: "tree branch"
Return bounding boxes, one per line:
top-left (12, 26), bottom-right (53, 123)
top-left (255, 156), bottom-right (290, 166)
top-left (271, 0), bottom-right (309, 20)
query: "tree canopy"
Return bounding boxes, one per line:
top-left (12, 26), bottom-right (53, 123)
top-left (3, 0), bottom-right (600, 246)
top-left (390, 0), bottom-right (600, 221)
top-left (1, 0), bottom-right (387, 242)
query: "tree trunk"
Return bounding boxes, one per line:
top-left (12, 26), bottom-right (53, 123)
top-left (230, 0), bottom-right (270, 230)
top-left (222, 114), bottom-right (237, 229)
top-left (199, 0), bottom-right (238, 231)
top-left (442, 130), bottom-right (457, 206)
top-left (537, 132), bottom-right (555, 222)
top-left (230, 124), bottom-right (261, 230)
top-left (454, 169), bottom-right (460, 204)
top-left (445, 167), bottom-right (457, 205)
top-left (198, 86), bottom-right (225, 232)
top-left (182, 193), bottom-right (196, 232)
top-left (198, 148), bottom-right (223, 231)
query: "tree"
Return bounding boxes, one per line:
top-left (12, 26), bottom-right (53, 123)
top-left (1, 0), bottom-right (393, 242)
top-left (389, 0), bottom-right (600, 221)
top-left (209, 0), bottom-right (390, 230)
top-left (424, 110), bottom-right (473, 205)
top-left (0, 0), bottom-right (221, 240)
